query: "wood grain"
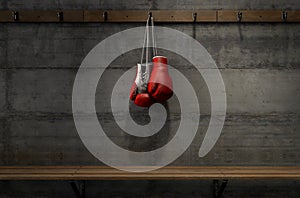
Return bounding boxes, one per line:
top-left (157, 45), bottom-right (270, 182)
top-left (0, 10), bottom-right (83, 22)
top-left (197, 10), bottom-right (217, 22)
top-left (84, 10), bottom-right (105, 22)
top-left (1, 10), bottom-right (299, 23)
top-left (60, 10), bottom-right (83, 22)
top-left (218, 10), bottom-right (283, 22)
top-left (0, 10), bottom-right (13, 22)
top-left (152, 10), bottom-right (193, 22)
top-left (287, 11), bottom-right (300, 22)
top-left (84, 10), bottom-right (216, 22)
top-left (18, 11), bottom-right (60, 22)
top-left (218, 10), bottom-right (239, 22)
top-left (0, 166), bottom-right (299, 180)
top-left (241, 10), bottom-right (283, 22)
top-left (107, 10), bottom-right (148, 22)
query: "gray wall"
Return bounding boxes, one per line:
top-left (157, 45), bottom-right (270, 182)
top-left (0, 0), bottom-right (300, 197)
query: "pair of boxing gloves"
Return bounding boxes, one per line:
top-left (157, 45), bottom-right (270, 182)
top-left (130, 56), bottom-right (173, 107)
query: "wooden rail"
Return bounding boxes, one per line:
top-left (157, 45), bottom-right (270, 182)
top-left (0, 10), bottom-right (300, 23)
top-left (0, 166), bottom-right (299, 180)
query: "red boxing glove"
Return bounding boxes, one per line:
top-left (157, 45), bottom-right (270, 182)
top-left (130, 64), bottom-right (154, 107)
top-left (148, 56), bottom-right (173, 102)
top-left (129, 84), bottom-right (154, 107)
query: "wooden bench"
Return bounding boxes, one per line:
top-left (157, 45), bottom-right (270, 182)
top-left (1, 166), bottom-right (300, 198)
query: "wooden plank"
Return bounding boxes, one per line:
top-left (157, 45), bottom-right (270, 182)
top-left (287, 11), bottom-right (300, 22)
top-left (84, 10), bottom-right (106, 22)
top-left (0, 10), bottom-right (13, 22)
top-left (84, 10), bottom-right (217, 22)
top-left (0, 166), bottom-right (299, 180)
top-left (84, 10), bottom-right (149, 22)
top-left (18, 11), bottom-right (60, 22)
top-left (241, 10), bottom-right (282, 22)
top-left (152, 10), bottom-right (192, 22)
top-left (0, 10), bottom-right (83, 22)
top-left (218, 10), bottom-right (283, 22)
top-left (0, 10), bottom-right (300, 23)
top-left (61, 10), bottom-right (84, 22)
top-left (218, 10), bottom-right (239, 22)
top-left (152, 10), bottom-right (217, 22)
top-left (107, 10), bottom-right (147, 22)
top-left (197, 10), bottom-right (217, 22)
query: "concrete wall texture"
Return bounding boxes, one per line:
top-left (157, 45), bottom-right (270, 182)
top-left (0, 0), bottom-right (300, 197)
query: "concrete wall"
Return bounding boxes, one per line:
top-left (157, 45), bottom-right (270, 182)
top-left (0, 0), bottom-right (300, 197)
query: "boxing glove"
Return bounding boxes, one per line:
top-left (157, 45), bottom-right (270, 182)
top-left (130, 64), bottom-right (154, 107)
top-left (148, 56), bottom-right (173, 102)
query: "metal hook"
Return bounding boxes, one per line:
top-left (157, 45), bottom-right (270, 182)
top-left (12, 11), bottom-right (19, 21)
top-left (103, 11), bottom-right (108, 21)
top-left (57, 11), bottom-right (63, 22)
top-left (147, 12), bottom-right (152, 23)
top-left (282, 11), bottom-right (288, 22)
top-left (237, 11), bottom-right (242, 22)
top-left (193, 12), bottom-right (197, 22)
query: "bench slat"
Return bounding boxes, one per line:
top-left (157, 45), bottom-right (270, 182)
top-left (0, 166), bottom-right (299, 180)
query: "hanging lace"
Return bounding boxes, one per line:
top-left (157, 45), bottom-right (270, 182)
top-left (139, 13), bottom-right (157, 89)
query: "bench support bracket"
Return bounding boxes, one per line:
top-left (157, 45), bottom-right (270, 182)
top-left (213, 179), bottom-right (228, 198)
top-left (69, 181), bottom-right (86, 198)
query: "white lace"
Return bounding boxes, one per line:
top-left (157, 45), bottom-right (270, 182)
top-left (139, 14), bottom-right (157, 87)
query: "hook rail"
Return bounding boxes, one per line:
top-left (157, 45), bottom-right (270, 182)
top-left (0, 10), bottom-right (299, 23)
